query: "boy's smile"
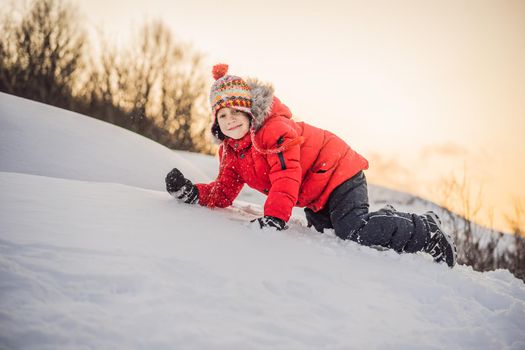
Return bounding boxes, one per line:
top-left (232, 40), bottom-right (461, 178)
top-left (227, 124), bottom-right (242, 131)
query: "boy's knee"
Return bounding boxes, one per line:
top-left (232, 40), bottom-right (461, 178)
top-left (353, 214), bottom-right (392, 246)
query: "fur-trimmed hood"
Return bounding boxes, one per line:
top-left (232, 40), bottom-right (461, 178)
top-left (246, 78), bottom-right (275, 132)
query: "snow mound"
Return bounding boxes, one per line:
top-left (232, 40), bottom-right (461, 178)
top-left (0, 92), bottom-right (210, 189)
top-left (1, 93), bottom-right (524, 349)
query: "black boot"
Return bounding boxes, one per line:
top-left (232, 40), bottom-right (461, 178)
top-left (423, 211), bottom-right (457, 267)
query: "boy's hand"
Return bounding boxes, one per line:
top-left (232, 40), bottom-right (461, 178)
top-left (251, 216), bottom-right (287, 231)
top-left (165, 168), bottom-right (186, 193)
top-left (165, 168), bottom-right (198, 204)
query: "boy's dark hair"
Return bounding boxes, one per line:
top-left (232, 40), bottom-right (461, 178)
top-left (211, 121), bottom-right (226, 141)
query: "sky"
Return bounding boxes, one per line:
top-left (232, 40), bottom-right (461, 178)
top-left (3, 0), bottom-right (524, 232)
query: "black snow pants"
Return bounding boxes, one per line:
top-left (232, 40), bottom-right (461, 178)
top-left (304, 171), bottom-right (429, 253)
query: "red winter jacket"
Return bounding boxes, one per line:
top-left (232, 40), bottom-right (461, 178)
top-left (195, 80), bottom-right (369, 222)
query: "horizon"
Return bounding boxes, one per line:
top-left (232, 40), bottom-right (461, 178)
top-left (2, 0), bottom-right (524, 232)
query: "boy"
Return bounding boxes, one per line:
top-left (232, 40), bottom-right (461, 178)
top-left (166, 64), bottom-right (457, 267)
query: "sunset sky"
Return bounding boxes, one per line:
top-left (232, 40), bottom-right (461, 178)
top-left (4, 0), bottom-right (524, 232)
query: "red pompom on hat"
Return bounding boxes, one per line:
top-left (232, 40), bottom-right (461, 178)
top-left (212, 64), bottom-right (229, 80)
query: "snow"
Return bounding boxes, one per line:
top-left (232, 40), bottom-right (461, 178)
top-left (0, 93), bottom-right (209, 189)
top-left (1, 92), bottom-right (524, 349)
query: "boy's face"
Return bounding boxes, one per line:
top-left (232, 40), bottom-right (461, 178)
top-left (217, 107), bottom-right (251, 140)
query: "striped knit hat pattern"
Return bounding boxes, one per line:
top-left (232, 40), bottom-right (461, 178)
top-left (210, 64), bottom-right (252, 117)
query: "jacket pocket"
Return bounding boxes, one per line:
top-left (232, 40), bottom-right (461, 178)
top-left (312, 161), bottom-right (337, 174)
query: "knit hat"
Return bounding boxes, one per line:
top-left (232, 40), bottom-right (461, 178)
top-left (210, 64), bottom-right (252, 140)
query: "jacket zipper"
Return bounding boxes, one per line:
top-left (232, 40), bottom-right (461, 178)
top-left (277, 136), bottom-right (286, 170)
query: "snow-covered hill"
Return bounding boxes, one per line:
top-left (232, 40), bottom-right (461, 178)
top-left (1, 92), bottom-right (524, 349)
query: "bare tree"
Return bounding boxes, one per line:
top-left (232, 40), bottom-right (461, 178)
top-left (484, 207), bottom-right (498, 270)
top-left (435, 165), bottom-right (485, 266)
top-left (457, 167), bottom-right (484, 266)
top-left (506, 198), bottom-right (524, 236)
top-left (0, 0), bottom-right (86, 108)
top-left (84, 21), bottom-right (210, 152)
top-left (505, 198), bottom-right (525, 280)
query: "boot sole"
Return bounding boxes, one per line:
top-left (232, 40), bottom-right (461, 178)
top-left (425, 211), bottom-right (457, 268)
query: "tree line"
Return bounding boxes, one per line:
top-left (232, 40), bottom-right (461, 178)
top-left (0, 0), bottom-right (214, 153)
